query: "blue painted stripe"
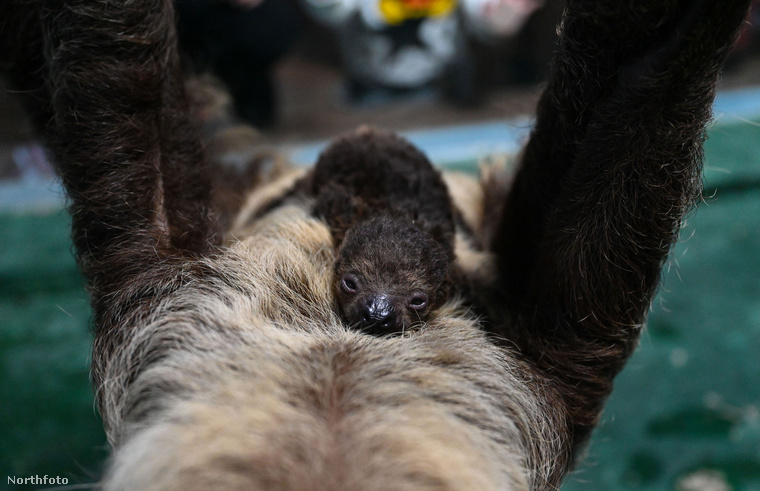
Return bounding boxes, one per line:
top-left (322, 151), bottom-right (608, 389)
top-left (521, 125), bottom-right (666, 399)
top-left (2, 88), bottom-right (759, 213)
top-left (284, 117), bottom-right (533, 167)
top-left (0, 178), bottom-right (66, 213)
top-left (713, 86), bottom-right (760, 121)
top-left (285, 87), bottom-right (760, 167)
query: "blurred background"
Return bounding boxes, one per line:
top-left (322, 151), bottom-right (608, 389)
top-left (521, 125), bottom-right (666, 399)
top-left (1, 0), bottom-right (760, 489)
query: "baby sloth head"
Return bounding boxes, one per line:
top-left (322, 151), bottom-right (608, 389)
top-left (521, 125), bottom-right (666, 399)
top-left (334, 215), bottom-right (452, 335)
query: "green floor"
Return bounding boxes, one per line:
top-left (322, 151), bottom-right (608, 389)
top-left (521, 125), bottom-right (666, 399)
top-left (563, 120), bottom-right (760, 490)
top-left (1, 118), bottom-right (759, 489)
top-left (0, 212), bottom-right (107, 488)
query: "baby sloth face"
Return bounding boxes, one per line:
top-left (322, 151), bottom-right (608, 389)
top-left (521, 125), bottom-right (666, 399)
top-left (334, 216), bottom-right (452, 335)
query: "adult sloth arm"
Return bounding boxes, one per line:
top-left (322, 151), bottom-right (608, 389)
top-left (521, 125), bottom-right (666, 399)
top-left (1, 0), bottom-right (225, 388)
top-left (488, 0), bottom-right (751, 452)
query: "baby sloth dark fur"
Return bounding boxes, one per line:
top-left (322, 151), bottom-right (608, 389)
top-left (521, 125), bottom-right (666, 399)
top-left (309, 128), bottom-right (457, 335)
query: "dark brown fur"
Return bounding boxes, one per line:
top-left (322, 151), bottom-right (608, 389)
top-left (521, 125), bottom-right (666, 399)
top-left (309, 128), bottom-right (457, 334)
top-left (0, 0), bottom-right (751, 488)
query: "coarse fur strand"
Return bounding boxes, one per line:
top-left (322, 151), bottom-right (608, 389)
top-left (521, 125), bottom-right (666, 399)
top-left (0, 0), bottom-right (752, 489)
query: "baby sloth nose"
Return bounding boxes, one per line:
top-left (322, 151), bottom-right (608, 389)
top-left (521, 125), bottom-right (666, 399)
top-left (359, 295), bottom-right (399, 333)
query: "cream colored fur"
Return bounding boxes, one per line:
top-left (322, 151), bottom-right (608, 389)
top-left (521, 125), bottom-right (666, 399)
top-left (100, 169), bottom-right (567, 490)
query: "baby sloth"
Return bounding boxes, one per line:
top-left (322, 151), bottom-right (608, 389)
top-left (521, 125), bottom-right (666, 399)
top-left (309, 127), bottom-right (457, 335)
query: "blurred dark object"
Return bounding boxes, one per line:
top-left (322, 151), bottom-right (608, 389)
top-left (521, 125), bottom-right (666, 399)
top-left (176, 0), bottom-right (301, 128)
top-left (727, 0), bottom-right (760, 66)
top-left (335, 15), bottom-right (473, 105)
top-left (299, 0), bottom-right (557, 106)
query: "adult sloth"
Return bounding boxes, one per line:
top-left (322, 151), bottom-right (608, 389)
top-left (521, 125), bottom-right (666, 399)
top-left (0, 0), bottom-right (750, 489)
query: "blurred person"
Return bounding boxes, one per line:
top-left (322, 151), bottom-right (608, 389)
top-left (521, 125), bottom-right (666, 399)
top-left (176, 0), bottom-right (301, 128)
top-left (300, 0), bottom-right (543, 104)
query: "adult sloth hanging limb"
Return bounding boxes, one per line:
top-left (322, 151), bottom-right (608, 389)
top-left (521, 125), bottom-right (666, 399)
top-left (0, 0), bottom-right (751, 489)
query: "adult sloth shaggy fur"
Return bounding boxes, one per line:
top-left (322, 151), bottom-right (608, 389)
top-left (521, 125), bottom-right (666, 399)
top-left (0, 0), bottom-right (751, 489)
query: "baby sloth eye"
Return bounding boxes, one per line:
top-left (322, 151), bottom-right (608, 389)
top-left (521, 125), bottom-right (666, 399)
top-left (406, 293), bottom-right (428, 311)
top-left (340, 274), bottom-right (360, 294)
